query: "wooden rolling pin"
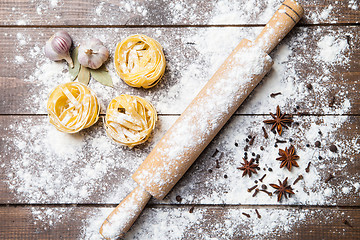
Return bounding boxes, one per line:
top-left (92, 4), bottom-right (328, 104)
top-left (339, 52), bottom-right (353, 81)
top-left (100, 0), bottom-right (304, 238)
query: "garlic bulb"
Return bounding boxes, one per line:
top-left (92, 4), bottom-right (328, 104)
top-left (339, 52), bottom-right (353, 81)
top-left (44, 31), bottom-right (74, 68)
top-left (78, 38), bottom-right (109, 69)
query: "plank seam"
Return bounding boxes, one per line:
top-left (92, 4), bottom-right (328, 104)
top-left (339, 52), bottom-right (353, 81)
top-left (0, 23), bottom-right (358, 29)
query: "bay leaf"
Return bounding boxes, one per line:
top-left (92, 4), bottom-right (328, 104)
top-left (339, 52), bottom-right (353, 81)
top-left (90, 65), bottom-right (113, 87)
top-left (78, 65), bottom-right (90, 85)
top-left (69, 46), bottom-right (80, 81)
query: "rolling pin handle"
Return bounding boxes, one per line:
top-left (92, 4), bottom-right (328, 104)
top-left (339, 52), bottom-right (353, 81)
top-left (100, 185), bottom-right (151, 239)
top-left (254, 0), bottom-right (304, 54)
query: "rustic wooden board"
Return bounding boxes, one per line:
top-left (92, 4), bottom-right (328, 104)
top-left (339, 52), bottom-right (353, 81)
top-left (0, 0), bottom-right (359, 26)
top-left (1, 115), bottom-right (359, 205)
top-left (0, 205), bottom-right (359, 239)
top-left (0, 26), bottom-right (359, 115)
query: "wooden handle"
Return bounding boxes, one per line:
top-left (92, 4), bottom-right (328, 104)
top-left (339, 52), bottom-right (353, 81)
top-left (254, 0), bottom-right (304, 54)
top-left (100, 185), bottom-right (151, 239)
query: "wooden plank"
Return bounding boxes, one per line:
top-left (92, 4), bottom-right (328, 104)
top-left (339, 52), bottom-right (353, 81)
top-left (0, 205), bottom-right (359, 239)
top-left (1, 115), bottom-right (359, 205)
top-left (0, 26), bottom-right (359, 115)
top-left (0, 0), bottom-right (359, 26)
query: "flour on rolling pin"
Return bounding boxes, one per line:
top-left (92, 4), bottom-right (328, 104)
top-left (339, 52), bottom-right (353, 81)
top-left (133, 41), bottom-right (273, 199)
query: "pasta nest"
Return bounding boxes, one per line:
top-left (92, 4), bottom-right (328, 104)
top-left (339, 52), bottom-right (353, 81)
top-left (105, 94), bottom-right (157, 147)
top-left (114, 34), bottom-right (166, 88)
top-left (47, 82), bottom-right (100, 133)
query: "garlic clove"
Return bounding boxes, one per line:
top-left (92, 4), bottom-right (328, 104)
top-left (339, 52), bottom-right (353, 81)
top-left (78, 38), bottom-right (109, 69)
top-left (44, 31), bottom-right (74, 68)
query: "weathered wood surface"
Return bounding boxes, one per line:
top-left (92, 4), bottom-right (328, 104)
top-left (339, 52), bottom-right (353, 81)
top-left (0, 0), bottom-right (359, 238)
top-left (0, 0), bottom-right (359, 26)
top-left (0, 206), bottom-right (359, 239)
top-left (1, 115), bottom-right (359, 205)
top-left (0, 26), bottom-right (359, 115)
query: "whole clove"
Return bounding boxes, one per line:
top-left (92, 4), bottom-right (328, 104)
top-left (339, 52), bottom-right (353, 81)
top-left (275, 139), bottom-right (287, 144)
top-left (252, 188), bottom-right (260, 197)
top-left (249, 136), bottom-right (256, 145)
top-left (248, 185), bottom-right (258, 192)
top-left (329, 96), bottom-right (336, 107)
top-left (260, 189), bottom-right (273, 196)
top-left (255, 209), bottom-right (261, 219)
top-left (306, 83), bottom-right (313, 90)
top-left (176, 195), bottom-right (182, 202)
top-left (293, 175), bottom-right (303, 185)
top-left (242, 212), bottom-right (251, 218)
top-left (216, 160), bottom-right (220, 168)
top-left (259, 174), bottom-right (267, 182)
top-left (189, 206), bottom-right (195, 213)
top-left (270, 92), bottom-right (282, 98)
top-left (212, 149), bottom-right (219, 157)
top-left (262, 127), bottom-right (268, 139)
top-left (325, 174), bottom-right (335, 183)
top-left (305, 162), bottom-right (311, 173)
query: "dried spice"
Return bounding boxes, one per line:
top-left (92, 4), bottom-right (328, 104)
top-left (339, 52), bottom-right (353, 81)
top-left (325, 174), bottom-right (334, 183)
top-left (275, 139), bottom-right (286, 144)
top-left (255, 209), bottom-right (261, 219)
top-left (249, 136), bottom-right (256, 145)
top-left (212, 149), bottom-right (219, 157)
top-left (252, 188), bottom-right (259, 197)
top-left (262, 127), bottom-right (268, 139)
top-left (248, 185), bottom-right (258, 192)
top-left (260, 189), bottom-right (272, 196)
top-left (270, 92), bottom-right (281, 98)
top-left (305, 162), bottom-right (311, 173)
top-left (259, 174), bottom-right (266, 182)
top-left (237, 158), bottom-right (258, 177)
top-left (263, 106), bottom-right (293, 136)
top-left (216, 160), bottom-right (220, 168)
top-left (329, 95), bottom-right (336, 107)
top-left (276, 145), bottom-right (300, 171)
top-left (176, 195), bottom-right (182, 202)
top-left (270, 177), bottom-right (295, 202)
top-left (242, 212), bottom-right (250, 218)
top-left (315, 141), bottom-right (321, 148)
top-left (189, 206), bottom-right (195, 213)
top-left (329, 144), bottom-right (338, 153)
top-left (306, 83), bottom-right (313, 90)
top-left (293, 175), bottom-right (303, 185)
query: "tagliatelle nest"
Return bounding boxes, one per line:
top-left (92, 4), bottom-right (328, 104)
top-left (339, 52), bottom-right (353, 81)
top-left (47, 82), bottom-right (100, 133)
top-left (114, 34), bottom-right (166, 89)
top-left (105, 94), bottom-right (157, 147)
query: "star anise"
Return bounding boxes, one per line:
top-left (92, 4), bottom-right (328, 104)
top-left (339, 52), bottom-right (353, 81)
top-left (270, 177), bottom-right (295, 202)
top-left (276, 145), bottom-right (299, 171)
top-left (237, 158), bottom-right (258, 177)
top-left (263, 105), bottom-right (293, 135)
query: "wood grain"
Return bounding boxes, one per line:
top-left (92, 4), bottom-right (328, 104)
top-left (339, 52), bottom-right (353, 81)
top-left (1, 115), bottom-right (359, 205)
top-left (0, 26), bottom-right (359, 115)
top-left (0, 205), bottom-right (359, 239)
top-left (0, 0), bottom-right (359, 26)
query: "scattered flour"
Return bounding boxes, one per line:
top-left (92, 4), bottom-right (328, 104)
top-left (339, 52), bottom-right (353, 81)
top-left (317, 35), bottom-right (349, 63)
top-left (2, 1), bottom-right (359, 239)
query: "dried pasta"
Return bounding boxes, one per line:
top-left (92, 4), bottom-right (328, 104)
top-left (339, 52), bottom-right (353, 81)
top-left (114, 34), bottom-right (166, 88)
top-left (105, 94), bottom-right (157, 147)
top-left (47, 82), bottom-right (100, 133)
